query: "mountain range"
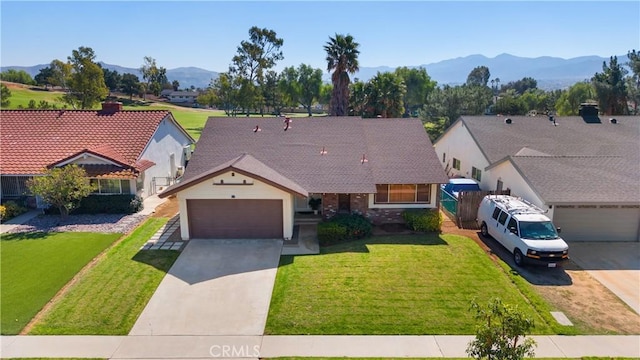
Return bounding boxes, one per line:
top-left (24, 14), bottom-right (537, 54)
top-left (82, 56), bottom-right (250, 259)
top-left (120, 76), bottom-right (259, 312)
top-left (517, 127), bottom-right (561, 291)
top-left (2, 53), bottom-right (626, 91)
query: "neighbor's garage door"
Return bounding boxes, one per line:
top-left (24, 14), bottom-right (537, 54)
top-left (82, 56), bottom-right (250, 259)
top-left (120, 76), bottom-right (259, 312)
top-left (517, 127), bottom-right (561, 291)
top-left (553, 206), bottom-right (640, 241)
top-left (187, 199), bottom-right (283, 239)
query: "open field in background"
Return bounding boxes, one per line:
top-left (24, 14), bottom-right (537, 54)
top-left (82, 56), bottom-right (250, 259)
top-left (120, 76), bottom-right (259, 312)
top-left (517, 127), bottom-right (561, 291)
top-left (0, 232), bottom-right (120, 334)
top-left (1, 83), bottom-right (325, 140)
top-left (266, 234), bottom-right (573, 335)
top-left (29, 218), bottom-right (179, 335)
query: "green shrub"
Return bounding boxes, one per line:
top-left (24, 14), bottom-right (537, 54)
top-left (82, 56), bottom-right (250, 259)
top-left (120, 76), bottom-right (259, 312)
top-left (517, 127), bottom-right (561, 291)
top-left (402, 209), bottom-right (442, 232)
top-left (0, 200), bottom-right (28, 221)
top-left (317, 222), bottom-right (348, 246)
top-left (331, 213), bottom-right (373, 239)
top-left (44, 194), bottom-right (143, 215)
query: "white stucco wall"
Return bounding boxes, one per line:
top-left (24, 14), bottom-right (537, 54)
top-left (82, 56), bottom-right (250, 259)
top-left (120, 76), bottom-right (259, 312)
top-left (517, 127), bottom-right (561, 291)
top-left (175, 170), bottom-right (295, 240)
top-left (139, 116), bottom-right (193, 198)
top-left (486, 160), bottom-right (550, 215)
top-left (433, 120), bottom-right (491, 188)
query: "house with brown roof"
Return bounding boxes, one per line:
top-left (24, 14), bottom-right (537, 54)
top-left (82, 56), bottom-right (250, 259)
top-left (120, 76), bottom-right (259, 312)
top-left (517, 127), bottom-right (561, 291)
top-left (0, 102), bottom-right (195, 206)
top-left (160, 117), bottom-right (448, 240)
top-left (433, 113), bottom-right (640, 241)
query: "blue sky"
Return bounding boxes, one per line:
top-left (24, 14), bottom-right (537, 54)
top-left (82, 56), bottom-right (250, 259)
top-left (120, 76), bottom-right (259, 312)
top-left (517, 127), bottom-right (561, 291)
top-left (1, 1), bottom-right (638, 71)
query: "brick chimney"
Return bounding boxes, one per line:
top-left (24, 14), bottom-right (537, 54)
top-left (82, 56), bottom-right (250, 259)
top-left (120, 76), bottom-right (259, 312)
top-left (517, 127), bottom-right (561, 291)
top-left (101, 101), bottom-right (123, 113)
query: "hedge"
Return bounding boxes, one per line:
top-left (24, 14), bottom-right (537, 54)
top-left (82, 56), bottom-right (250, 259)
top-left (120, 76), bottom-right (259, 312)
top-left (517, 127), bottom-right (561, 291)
top-left (317, 213), bottom-right (373, 246)
top-left (402, 209), bottom-right (442, 232)
top-left (45, 194), bottom-right (143, 215)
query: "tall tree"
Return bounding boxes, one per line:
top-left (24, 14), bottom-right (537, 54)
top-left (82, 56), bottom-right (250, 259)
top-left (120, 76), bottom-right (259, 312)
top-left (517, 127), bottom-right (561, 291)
top-left (172, 80), bottom-right (180, 91)
top-left (502, 77), bottom-right (538, 95)
top-left (324, 33), bottom-right (360, 116)
top-left (555, 82), bottom-right (596, 115)
top-left (262, 70), bottom-right (287, 115)
top-left (140, 56), bottom-right (168, 98)
top-left (34, 66), bottom-right (55, 89)
top-left (230, 26), bottom-right (284, 116)
top-left (592, 56), bottom-right (628, 115)
top-left (365, 72), bottom-right (406, 118)
top-left (64, 46), bottom-right (108, 109)
top-left (349, 80), bottom-right (369, 117)
top-left (394, 67), bottom-right (436, 117)
top-left (210, 73), bottom-right (239, 116)
top-left (280, 64), bottom-right (323, 116)
top-left (1, 83), bottom-right (11, 107)
top-left (626, 50), bottom-right (640, 114)
top-left (102, 67), bottom-right (121, 96)
top-left (48, 59), bottom-right (72, 89)
top-left (466, 66), bottom-right (491, 87)
top-left (120, 73), bottom-right (141, 100)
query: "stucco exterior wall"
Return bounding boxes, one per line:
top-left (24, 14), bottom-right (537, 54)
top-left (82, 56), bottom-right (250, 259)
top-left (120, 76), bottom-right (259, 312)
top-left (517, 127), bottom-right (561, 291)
top-left (434, 121), bottom-right (491, 188)
top-left (175, 170), bottom-right (295, 240)
top-left (140, 116), bottom-right (193, 198)
top-left (486, 161), bottom-right (549, 215)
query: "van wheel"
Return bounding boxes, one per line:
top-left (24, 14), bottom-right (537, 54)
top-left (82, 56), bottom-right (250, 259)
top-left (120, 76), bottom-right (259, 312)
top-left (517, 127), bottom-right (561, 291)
top-left (514, 249), bottom-right (524, 267)
top-left (480, 222), bottom-right (489, 238)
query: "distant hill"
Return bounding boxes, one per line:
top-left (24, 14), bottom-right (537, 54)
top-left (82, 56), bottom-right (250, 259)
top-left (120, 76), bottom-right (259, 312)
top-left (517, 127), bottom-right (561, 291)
top-left (2, 53), bottom-right (626, 90)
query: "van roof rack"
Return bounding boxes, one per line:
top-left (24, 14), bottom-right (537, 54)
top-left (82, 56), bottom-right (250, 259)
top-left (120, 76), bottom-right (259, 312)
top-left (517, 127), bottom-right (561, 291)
top-left (490, 195), bottom-right (547, 215)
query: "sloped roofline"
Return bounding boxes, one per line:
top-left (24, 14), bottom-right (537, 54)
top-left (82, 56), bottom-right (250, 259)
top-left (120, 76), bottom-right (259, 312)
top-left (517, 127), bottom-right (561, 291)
top-left (159, 154), bottom-right (308, 198)
top-left (137, 112), bottom-right (195, 162)
top-left (435, 116), bottom-right (493, 165)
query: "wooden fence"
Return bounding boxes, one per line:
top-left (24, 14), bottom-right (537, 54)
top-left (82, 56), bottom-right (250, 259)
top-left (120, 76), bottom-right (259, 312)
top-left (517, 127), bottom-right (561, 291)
top-left (441, 190), bottom-right (511, 229)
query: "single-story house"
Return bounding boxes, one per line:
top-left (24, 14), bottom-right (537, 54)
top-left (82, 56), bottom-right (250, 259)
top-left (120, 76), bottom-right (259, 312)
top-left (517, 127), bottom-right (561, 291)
top-left (433, 113), bottom-right (640, 241)
top-left (167, 91), bottom-right (199, 104)
top-left (160, 117), bottom-right (449, 240)
top-left (0, 102), bottom-right (195, 205)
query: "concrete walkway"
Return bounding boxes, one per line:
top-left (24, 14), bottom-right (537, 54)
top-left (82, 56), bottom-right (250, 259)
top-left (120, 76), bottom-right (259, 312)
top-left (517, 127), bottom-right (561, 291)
top-left (129, 239), bottom-right (283, 336)
top-left (2, 335), bottom-right (639, 358)
top-left (0, 209), bottom-right (41, 234)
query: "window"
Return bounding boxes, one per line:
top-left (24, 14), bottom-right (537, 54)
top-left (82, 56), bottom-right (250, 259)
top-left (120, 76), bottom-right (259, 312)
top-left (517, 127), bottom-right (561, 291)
top-left (472, 167), bottom-right (482, 182)
top-left (498, 211), bottom-right (508, 225)
top-left (442, 152), bottom-right (446, 163)
top-left (452, 158), bottom-right (461, 170)
top-left (507, 217), bottom-right (518, 234)
top-left (91, 179), bottom-right (130, 194)
top-left (374, 184), bottom-right (430, 204)
top-left (492, 207), bottom-right (501, 220)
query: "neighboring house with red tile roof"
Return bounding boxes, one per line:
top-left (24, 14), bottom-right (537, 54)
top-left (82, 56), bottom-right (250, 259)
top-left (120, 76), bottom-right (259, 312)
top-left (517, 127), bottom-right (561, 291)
top-left (433, 113), bottom-right (640, 241)
top-left (0, 102), bottom-right (195, 206)
top-left (159, 116), bottom-right (448, 240)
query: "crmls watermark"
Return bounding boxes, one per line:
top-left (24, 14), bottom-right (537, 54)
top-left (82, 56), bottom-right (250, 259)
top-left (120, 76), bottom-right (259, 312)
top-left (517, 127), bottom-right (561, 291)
top-left (209, 344), bottom-right (260, 358)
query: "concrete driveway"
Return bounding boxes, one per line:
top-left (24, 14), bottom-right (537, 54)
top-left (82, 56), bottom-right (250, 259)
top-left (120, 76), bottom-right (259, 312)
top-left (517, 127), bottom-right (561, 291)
top-left (568, 242), bottom-right (640, 314)
top-left (129, 238), bottom-right (283, 336)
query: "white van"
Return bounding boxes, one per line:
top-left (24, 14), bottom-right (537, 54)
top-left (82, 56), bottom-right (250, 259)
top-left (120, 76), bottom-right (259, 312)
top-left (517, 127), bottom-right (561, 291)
top-left (476, 195), bottom-right (569, 267)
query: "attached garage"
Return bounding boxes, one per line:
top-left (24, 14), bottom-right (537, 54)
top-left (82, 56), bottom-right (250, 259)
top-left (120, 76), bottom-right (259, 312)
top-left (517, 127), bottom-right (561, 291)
top-left (553, 205), bottom-right (640, 242)
top-left (187, 199), bottom-right (283, 239)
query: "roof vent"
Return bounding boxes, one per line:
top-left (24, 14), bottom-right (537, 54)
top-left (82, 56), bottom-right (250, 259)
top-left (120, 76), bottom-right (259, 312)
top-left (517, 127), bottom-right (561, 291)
top-left (504, 118), bottom-right (512, 124)
top-left (609, 118), bottom-right (617, 124)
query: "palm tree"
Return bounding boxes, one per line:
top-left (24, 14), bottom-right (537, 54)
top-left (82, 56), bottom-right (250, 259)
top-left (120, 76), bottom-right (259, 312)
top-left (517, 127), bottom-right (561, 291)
top-left (324, 34), bottom-right (360, 116)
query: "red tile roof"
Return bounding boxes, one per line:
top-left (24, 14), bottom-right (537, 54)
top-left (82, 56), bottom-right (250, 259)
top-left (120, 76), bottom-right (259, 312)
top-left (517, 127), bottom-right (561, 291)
top-left (0, 109), bottom-right (172, 175)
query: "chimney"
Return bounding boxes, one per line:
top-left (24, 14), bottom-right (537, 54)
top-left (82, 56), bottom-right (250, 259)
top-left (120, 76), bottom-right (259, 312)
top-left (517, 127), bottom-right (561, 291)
top-left (101, 101), bottom-right (123, 113)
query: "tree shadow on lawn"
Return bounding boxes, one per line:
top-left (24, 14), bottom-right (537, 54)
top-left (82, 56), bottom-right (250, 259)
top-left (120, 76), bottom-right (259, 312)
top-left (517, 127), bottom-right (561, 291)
top-left (323, 233), bottom-right (448, 254)
top-left (0, 231), bottom-right (49, 241)
top-left (477, 232), bottom-right (573, 286)
top-left (131, 250), bottom-right (180, 273)
top-left (186, 126), bottom-right (203, 137)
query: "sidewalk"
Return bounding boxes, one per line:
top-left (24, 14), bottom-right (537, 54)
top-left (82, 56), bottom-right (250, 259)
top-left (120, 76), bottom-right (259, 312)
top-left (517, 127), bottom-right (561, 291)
top-left (2, 335), bottom-right (639, 358)
top-left (0, 209), bottom-right (42, 234)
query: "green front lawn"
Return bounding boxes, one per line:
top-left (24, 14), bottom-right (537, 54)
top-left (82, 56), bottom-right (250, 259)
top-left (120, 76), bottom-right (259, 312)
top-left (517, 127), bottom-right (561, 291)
top-left (29, 218), bottom-right (179, 335)
top-left (0, 232), bottom-right (120, 334)
top-left (266, 234), bottom-right (563, 335)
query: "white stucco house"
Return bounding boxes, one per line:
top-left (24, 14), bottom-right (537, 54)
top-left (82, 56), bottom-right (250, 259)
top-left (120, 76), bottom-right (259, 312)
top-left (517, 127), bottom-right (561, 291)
top-left (433, 114), bottom-right (640, 241)
top-left (0, 102), bottom-right (195, 205)
top-left (160, 117), bottom-right (448, 240)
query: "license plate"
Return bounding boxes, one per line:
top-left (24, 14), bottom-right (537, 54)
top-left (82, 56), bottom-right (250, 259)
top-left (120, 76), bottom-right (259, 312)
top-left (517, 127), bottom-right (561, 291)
top-left (548, 263), bottom-right (557, 268)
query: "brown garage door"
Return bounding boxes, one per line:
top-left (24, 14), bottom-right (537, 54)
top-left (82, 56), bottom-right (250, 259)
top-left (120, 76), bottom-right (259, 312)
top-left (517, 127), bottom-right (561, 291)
top-left (187, 199), bottom-right (283, 239)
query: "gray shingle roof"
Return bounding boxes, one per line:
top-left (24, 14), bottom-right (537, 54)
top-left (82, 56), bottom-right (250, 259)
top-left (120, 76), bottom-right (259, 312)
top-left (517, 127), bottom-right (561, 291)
top-left (460, 115), bottom-right (640, 204)
top-left (460, 115), bottom-right (640, 163)
top-left (178, 116), bottom-right (447, 194)
top-left (508, 156), bottom-right (640, 204)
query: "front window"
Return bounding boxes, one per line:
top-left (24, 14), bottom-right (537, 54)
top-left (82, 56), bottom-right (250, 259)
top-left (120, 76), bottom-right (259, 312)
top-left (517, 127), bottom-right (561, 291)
top-left (519, 221), bottom-right (560, 240)
top-left (472, 167), bottom-right (482, 182)
top-left (90, 179), bottom-right (131, 194)
top-left (375, 184), bottom-right (430, 204)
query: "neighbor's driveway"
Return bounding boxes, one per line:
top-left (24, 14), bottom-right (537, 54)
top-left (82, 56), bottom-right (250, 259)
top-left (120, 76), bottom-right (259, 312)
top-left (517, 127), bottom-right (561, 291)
top-left (568, 242), bottom-right (640, 314)
top-left (129, 239), bottom-right (283, 335)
